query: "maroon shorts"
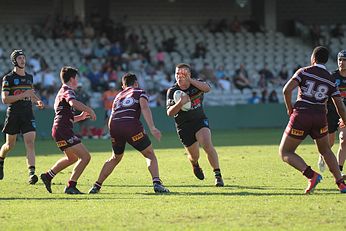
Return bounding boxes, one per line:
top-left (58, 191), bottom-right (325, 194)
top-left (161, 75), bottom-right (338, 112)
top-left (109, 120), bottom-right (151, 154)
top-left (52, 126), bottom-right (81, 151)
top-left (285, 109), bottom-right (328, 140)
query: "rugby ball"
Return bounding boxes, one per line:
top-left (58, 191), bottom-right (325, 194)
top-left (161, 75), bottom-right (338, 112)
top-left (173, 90), bottom-right (191, 111)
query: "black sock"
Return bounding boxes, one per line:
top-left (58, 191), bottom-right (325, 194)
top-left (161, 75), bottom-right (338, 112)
top-left (192, 162), bottom-right (200, 167)
top-left (303, 166), bottom-right (315, 179)
top-left (28, 166), bottom-right (35, 176)
top-left (339, 165), bottom-right (344, 172)
top-left (213, 169), bottom-right (222, 177)
top-left (153, 177), bottom-right (161, 184)
top-left (94, 181), bottom-right (102, 190)
top-left (0, 158), bottom-right (4, 167)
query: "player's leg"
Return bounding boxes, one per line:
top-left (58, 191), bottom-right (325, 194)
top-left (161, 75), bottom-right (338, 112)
top-left (89, 152), bottom-right (124, 194)
top-left (185, 142), bottom-right (204, 180)
top-left (279, 133), bottom-right (321, 194)
top-left (0, 134), bottom-right (17, 180)
top-left (63, 143), bottom-right (91, 194)
top-left (315, 135), bottom-right (346, 192)
top-left (140, 145), bottom-right (169, 193)
top-left (23, 131), bottom-right (38, 184)
top-left (337, 128), bottom-right (346, 173)
top-left (318, 132), bottom-right (335, 173)
top-left (195, 127), bottom-right (224, 186)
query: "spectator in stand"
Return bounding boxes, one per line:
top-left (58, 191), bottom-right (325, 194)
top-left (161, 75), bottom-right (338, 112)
top-left (75, 83), bottom-right (91, 139)
top-left (28, 53), bottom-right (41, 74)
top-left (193, 42), bottom-right (207, 59)
top-left (79, 40), bottom-right (93, 59)
top-left (162, 37), bottom-right (177, 53)
top-left (215, 65), bottom-right (231, 91)
top-left (200, 63), bottom-right (218, 88)
top-left (102, 82), bottom-right (120, 139)
top-left (278, 64), bottom-right (289, 86)
top-left (41, 67), bottom-right (57, 90)
top-left (248, 91), bottom-right (260, 104)
top-left (93, 42), bottom-right (108, 59)
top-left (268, 89), bottom-right (279, 103)
top-left (258, 63), bottom-right (276, 87)
top-left (310, 24), bottom-right (325, 46)
top-left (87, 64), bottom-right (103, 91)
top-left (155, 48), bottom-right (165, 65)
top-left (233, 64), bottom-right (252, 91)
top-left (230, 16), bottom-right (242, 33)
top-left (84, 23), bottom-right (95, 39)
top-left (261, 89), bottom-right (268, 103)
top-left (109, 41), bottom-right (124, 58)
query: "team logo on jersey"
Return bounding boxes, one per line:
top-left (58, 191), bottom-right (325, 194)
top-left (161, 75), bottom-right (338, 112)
top-left (291, 128), bottom-right (304, 136)
top-left (57, 140), bottom-right (67, 147)
top-left (122, 97), bottom-right (135, 107)
top-left (14, 79), bottom-right (19, 85)
top-left (2, 81), bottom-right (9, 87)
top-left (320, 126), bottom-right (328, 134)
top-left (336, 79), bottom-right (341, 86)
top-left (132, 132), bottom-right (144, 142)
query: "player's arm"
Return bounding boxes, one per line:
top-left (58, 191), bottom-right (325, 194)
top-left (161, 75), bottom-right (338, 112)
top-left (282, 78), bottom-right (299, 116)
top-left (139, 97), bottom-right (161, 141)
top-left (166, 89), bottom-right (190, 117)
top-left (332, 96), bottom-right (346, 127)
top-left (1, 89), bottom-right (35, 104)
top-left (189, 78), bottom-right (210, 92)
top-left (69, 99), bottom-right (96, 121)
top-left (30, 90), bottom-right (45, 109)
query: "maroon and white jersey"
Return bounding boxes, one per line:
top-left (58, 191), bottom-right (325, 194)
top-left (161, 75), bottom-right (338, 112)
top-left (53, 84), bottom-right (76, 128)
top-left (111, 87), bottom-right (148, 121)
top-left (293, 64), bottom-right (340, 111)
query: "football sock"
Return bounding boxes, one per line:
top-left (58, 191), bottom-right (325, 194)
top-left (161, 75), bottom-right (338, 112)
top-left (302, 166), bottom-right (314, 179)
top-left (28, 166), bottom-right (35, 176)
top-left (336, 178), bottom-right (345, 186)
top-left (213, 169), bottom-right (222, 178)
top-left (152, 177), bottom-right (161, 184)
top-left (46, 169), bottom-right (56, 181)
top-left (339, 165), bottom-right (344, 172)
top-left (68, 180), bottom-right (77, 188)
top-left (192, 162), bottom-right (200, 167)
top-left (94, 181), bottom-right (102, 190)
top-left (0, 158), bottom-right (4, 167)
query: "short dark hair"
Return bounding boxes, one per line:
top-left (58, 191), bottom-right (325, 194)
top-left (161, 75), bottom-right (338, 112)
top-left (60, 66), bottom-right (78, 83)
top-left (176, 63), bottom-right (191, 70)
top-left (312, 46), bottom-right (329, 64)
top-left (122, 73), bottom-right (137, 87)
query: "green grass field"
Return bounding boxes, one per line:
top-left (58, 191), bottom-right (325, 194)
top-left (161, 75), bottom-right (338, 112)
top-left (1, 129), bottom-right (346, 230)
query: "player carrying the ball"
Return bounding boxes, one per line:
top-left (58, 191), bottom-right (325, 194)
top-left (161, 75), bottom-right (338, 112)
top-left (166, 63), bottom-right (224, 187)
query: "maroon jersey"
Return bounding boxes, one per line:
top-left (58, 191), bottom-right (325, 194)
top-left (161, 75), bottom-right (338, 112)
top-left (53, 84), bottom-right (76, 129)
top-left (110, 87), bottom-right (148, 122)
top-left (292, 64), bottom-right (340, 112)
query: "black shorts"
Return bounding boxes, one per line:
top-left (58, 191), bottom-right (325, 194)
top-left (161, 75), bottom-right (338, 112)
top-left (109, 120), bottom-right (151, 154)
top-left (177, 118), bottom-right (210, 147)
top-left (327, 109), bottom-right (340, 134)
top-left (2, 110), bottom-right (36, 135)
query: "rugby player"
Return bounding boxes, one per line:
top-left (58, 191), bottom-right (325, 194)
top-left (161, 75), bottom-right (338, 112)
top-left (89, 73), bottom-right (169, 194)
top-left (279, 46), bottom-right (346, 194)
top-left (0, 50), bottom-right (44, 184)
top-left (166, 63), bottom-right (224, 187)
top-left (318, 50), bottom-right (346, 175)
top-left (40, 66), bottom-right (96, 194)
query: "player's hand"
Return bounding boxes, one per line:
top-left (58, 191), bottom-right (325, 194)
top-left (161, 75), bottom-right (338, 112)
top-left (179, 94), bottom-right (190, 105)
top-left (150, 127), bottom-right (161, 141)
top-left (88, 110), bottom-right (97, 121)
top-left (36, 100), bottom-right (45, 109)
top-left (21, 89), bottom-right (35, 99)
top-left (339, 118), bottom-right (345, 128)
top-left (287, 108), bottom-right (293, 116)
top-left (79, 111), bottom-right (90, 120)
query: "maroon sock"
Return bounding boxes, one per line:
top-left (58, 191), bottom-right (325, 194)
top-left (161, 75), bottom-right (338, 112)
top-left (303, 166), bottom-right (314, 179)
top-left (68, 180), bottom-right (77, 188)
top-left (336, 178), bottom-right (345, 186)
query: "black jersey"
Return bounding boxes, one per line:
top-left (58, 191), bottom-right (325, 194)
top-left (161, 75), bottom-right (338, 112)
top-left (327, 70), bottom-right (346, 111)
top-left (2, 70), bottom-right (33, 112)
top-left (166, 80), bottom-right (207, 127)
